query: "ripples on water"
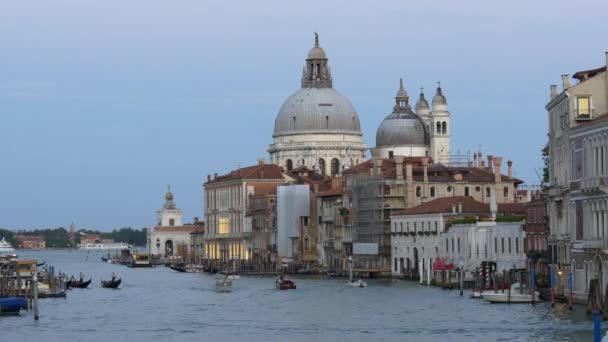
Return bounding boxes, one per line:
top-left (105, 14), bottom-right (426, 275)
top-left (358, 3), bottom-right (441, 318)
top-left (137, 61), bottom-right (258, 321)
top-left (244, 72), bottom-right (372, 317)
top-left (0, 250), bottom-right (597, 341)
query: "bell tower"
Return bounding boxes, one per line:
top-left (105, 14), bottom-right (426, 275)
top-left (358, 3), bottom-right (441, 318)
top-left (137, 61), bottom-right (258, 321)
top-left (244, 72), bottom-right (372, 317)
top-left (430, 83), bottom-right (451, 164)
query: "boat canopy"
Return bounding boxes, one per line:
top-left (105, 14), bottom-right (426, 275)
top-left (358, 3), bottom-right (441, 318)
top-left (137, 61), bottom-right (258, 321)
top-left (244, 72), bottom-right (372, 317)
top-left (432, 256), bottom-right (455, 271)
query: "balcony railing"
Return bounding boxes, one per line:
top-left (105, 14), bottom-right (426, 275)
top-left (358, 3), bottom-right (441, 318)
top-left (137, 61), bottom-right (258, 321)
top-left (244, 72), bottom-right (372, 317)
top-left (571, 239), bottom-right (603, 250)
top-left (580, 176), bottom-right (607, 193)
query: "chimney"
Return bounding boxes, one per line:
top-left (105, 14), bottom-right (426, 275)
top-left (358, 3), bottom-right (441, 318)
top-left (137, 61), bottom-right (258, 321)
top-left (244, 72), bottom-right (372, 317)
top-left (405, 163), bottom-right (413, 181)
top-left (207, 174), bottom-right (211, 182)
top-left (478, 151), bottom-right (483, 168)
top-left (394, 156), bottom-right (404, 180)
top-left (194, 217), bottom-right (199, 224)
top-left (493, 157), bottom-right (503, 183)
top-left (487, 155), bottom-right (494, 172)
top-left (507, 160), bottom-right (513, 179)
top-left (331, 177), bottom-right (341, 189)
top-left (561, 74), bottom-right (570, 90)
top-left (370, 148), bottom-right (381, 176)
top-left (421, 157), bottom-right (429, 183)
top-left (550, 85), bottom-right (558, 99)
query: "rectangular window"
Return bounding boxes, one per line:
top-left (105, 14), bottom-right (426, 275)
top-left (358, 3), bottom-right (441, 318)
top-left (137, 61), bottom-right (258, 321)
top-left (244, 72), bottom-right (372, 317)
top-left (495, 238), bottom-right (497, 253)
top-left (446, 238), bottom-right (449, 252)
top-left (501, 238), bottom-right (505, 253)
top-left (457, 238), bottom-right (461, 253)
top-left (451, 238), bottom-right (454, 252)
top-left (508, 238), bottom-right (512, 253)
top-left (577, 96), bottom-right (591, 118)
top-left (516, 237), bottom-right (519, 254)
top-left (219, 218), bottom-right (230, 234)
top-left (303, 217), bottom-right (309, 226)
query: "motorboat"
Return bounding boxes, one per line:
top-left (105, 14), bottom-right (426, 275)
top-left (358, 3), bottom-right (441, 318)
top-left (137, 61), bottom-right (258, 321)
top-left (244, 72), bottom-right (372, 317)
top-left (483, 283), bottom-right (540, 303)
top-left (0, 297), bottom-right (27, 313)
top-left (215, 276), bottom-right (233, 293)
top-left (0, 237), bottom-right (15, 252)
top-left (348, 279), bottom-right (368, 288)
top-left (275, 277), bottom-right (296, 290)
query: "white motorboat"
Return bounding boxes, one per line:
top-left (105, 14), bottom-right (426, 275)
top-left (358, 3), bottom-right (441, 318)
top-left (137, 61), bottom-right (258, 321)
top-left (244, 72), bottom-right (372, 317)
top-left (0, 237), bottom-right (15, 252)
top-left (215, 276), bottom-right (233, 293)
top-left (483, 283), bottom-right (540, 303)
top-left (348, 279), bottom-right (368, 288)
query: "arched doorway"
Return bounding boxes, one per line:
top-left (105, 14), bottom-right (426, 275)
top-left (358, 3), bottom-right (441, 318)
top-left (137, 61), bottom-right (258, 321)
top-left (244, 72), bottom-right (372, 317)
top-left (286, 159), bottom-right (293, 171)
top-left (165, 240), bottom-right (174, 256)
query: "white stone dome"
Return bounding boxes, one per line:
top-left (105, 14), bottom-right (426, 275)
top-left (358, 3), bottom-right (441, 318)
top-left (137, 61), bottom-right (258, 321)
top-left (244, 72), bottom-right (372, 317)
top-left (273, 87), bottom-right (362, 136)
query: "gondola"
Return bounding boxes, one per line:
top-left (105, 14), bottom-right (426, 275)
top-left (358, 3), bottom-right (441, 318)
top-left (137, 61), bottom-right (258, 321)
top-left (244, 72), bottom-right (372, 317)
top-left (67, 278), bottom-right (92, 289)
top-left (101, 278), bottom-right (121, 289)
top-left (36, 261), bottom-right (45, 267)
top-left (101, 257), bottom-right (108, 262)
top-left (168, 264), bottom-right (187, 272)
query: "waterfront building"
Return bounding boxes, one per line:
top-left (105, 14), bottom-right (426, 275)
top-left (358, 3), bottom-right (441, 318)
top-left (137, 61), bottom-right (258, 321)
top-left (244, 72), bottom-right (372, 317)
top-left (546, 52), bottom-right (608, 302)
top-left (268, 34), bottom-right (367, 175)
top-left (15, 235), bottom-right (45, 249)
top-left (189, 218), bottom-right (205, 264)
top-left (204, 162), bottom-right (288, 270)
top-left (376, 79), bottom-right (450, 164)
top-left (343, 152), bottom-right (523, 275)
top-left (150, 189), bottom-right (197, 258)
top-left (246, 187), bottom-right (278, 271)
top-left (80, 233), bottom-right (101, 245)
top-left (390, 196), bottom-right (525, 278)
top-left (317, 178), bottom-right (349, 272)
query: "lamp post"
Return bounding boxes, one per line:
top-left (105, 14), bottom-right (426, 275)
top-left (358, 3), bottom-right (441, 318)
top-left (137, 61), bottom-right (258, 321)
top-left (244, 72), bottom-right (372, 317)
top-left (156, 238), bottom-right (161, 256)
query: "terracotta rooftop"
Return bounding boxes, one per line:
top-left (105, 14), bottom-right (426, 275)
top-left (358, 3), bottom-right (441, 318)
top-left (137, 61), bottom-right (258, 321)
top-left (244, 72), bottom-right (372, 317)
top-left (206, 163), bottom-right (287, 184)
top-left (345, 158), bottom-right (523, 184)
top-left (572, 66), bottom-right (606, 81)
top-left (393, 196), bottom-right (526, 216)
top-left (317, 186), bottom-right (343, 197)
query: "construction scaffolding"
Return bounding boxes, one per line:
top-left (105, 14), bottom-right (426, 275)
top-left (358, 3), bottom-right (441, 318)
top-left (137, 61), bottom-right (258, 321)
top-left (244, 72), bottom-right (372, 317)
top-left (350, 174), bottom-right (390, 273)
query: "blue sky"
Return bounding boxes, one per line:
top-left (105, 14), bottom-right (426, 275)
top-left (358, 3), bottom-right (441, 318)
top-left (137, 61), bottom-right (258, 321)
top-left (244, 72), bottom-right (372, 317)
top-left (1, 0), bottom-right (607, 230)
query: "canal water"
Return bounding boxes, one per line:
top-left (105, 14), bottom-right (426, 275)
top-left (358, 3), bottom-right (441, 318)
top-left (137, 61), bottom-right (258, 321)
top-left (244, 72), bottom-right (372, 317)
top-left (1, 250), bottom-right (598, 341)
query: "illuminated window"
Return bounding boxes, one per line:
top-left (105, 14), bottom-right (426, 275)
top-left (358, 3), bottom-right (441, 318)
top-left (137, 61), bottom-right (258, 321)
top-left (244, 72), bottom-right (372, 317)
top-left (219, 218), bottom-right (230, 234)
top-left (577, 96), bottom-right (591, 118)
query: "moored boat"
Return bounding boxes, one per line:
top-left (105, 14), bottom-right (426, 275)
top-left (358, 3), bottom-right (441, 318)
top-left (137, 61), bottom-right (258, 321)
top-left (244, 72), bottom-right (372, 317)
top-left (0, 237), bottom-right (15, 253)
top-left (348, 279), bottom-right (368, 288)
top-left (101, 278), bottom-right (121, 289)
top-left (215, 276), bottom-right (232, 293)
top-left (483, 283), bottom-right (540, 303)
top-left (0, 297), bottom-right (26, 313)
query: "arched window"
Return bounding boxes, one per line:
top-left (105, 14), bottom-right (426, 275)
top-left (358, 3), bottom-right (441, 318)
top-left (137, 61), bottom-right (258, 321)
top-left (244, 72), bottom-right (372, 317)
top-left (476, 186), bottom-right (481, 192)
top-left (442, 121), bottom-right (447, 134)
top-left (464, 187), bottom-right (470, 197)
top-left (486, 187), bottom-right (491, 198)
top-left (286, 159), bottom-right (293, 171)
top-left (319, 158), bottom-right (326, 175)
top-left (430, 187), bottom-right (436, 197)
top-left (416, 186), bottom-right (422, 197)
top-left (304, 236), bottom-right (310, 251)
top-left (503, 186), bottom-right (509, 197)
top-left (436, 121), bottom-right (441, 134)
top-left (447, 186), bottom-right (452, 192)
top-left (330, 158), bottom-right (340, 175)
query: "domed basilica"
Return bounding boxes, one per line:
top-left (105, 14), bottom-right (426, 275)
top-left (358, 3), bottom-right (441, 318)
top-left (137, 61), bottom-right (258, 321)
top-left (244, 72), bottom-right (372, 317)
top-left (268, 34), bottom-right (451, 174)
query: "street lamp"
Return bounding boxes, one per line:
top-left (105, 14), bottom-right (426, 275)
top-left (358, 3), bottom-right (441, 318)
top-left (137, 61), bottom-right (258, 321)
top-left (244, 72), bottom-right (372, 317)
top-left (156, 238), bottom-right (161, 256)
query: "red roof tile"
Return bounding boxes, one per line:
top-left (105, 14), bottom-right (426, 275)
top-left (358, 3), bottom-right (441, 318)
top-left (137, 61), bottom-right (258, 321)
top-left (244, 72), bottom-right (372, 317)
top-left (206, 163), bottom-right (286, 184)
top-left (153, 226), bottom-right (198, 233)
top-left (393, 196), bottom-right (525, 216)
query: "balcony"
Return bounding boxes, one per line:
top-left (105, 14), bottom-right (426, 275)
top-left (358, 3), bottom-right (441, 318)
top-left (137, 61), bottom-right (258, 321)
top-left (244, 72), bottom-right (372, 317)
top-left (324, 240), bottom-right (335, 249)
top-left (571, 239), bottom-right (603, 251)
top-left (580, 176), bottom-right (608, 193)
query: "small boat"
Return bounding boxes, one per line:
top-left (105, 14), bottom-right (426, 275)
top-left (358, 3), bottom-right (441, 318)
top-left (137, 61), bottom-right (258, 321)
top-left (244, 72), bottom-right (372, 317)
top-left (348, 279), bottom-right (367, 288)
top-left (483, 283), bottom-right (540, 303)
top-left (101, 257), bottom-right (109, 262)
top-left (36, 261), bottom-right (45, 267)
top-left (38, 289), bottom-right (67, 298)
top-left (101, 278), bottom-right (121, 289)
top-left (67, 278), bottom-right (92, 289)
top-left (275, 277), bottom-right (296, 290)
top-left (0, 297), bottom-right (27, 314)
top-left (215, 276), bottom-right (232, 293)
top-left (168, 264), bottom-right (187, 272)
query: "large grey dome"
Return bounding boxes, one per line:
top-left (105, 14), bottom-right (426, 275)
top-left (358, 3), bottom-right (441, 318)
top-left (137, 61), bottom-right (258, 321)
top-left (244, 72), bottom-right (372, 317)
top-left (376, 111), bottom-right (430, 147)
top-left (376, 79), bottom-right (430, 147)
top-left (273, 87), bottom-right (362, 136)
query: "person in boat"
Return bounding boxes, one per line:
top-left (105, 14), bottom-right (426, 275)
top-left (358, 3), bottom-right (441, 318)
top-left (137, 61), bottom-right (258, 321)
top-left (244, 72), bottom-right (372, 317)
top-left (70, 275), bottom-right (75, 282)
top-left (79, 272), bottom-right (84, 283)
top-left (111, 272), bottom-right (116, 282)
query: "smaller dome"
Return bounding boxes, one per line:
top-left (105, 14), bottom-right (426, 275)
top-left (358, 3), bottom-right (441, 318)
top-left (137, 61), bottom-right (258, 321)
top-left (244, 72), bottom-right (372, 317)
top-left (432, 84), bottom-right (447, 106)
top-left (307, 33), bottom-right (327, 59)
top-left (415, 90), bottom-right (429, 110)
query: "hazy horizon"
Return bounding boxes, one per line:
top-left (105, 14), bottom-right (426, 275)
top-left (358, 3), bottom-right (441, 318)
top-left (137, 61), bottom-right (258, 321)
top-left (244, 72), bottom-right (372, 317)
top-left (2, 0), bottom-right (607, 230)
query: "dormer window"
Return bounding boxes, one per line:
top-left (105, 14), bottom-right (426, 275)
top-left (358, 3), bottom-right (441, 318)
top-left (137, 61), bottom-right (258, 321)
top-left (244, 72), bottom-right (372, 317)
top-left (576, 96), bottom-right (591, 119)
